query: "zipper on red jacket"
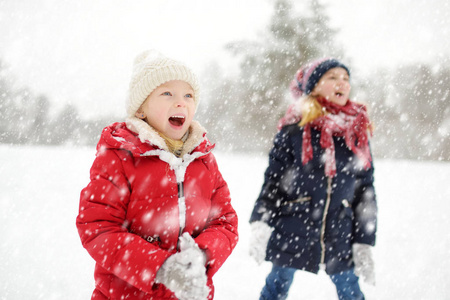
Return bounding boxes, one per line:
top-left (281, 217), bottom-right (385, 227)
top-left (177, 182), bottom-right (184, 199)
top-left (177, 181), bottom-right (185, 251)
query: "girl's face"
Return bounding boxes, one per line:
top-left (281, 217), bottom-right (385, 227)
top-left (137, 80), bottom-right (196, 140)
top-left (311, 67), bottom-right (351, 106)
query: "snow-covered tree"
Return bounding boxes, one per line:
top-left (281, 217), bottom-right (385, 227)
top-left (0, 59), bottom-right (18, 144)
top-left (202, 0), bottom-right (343, 152)
top-left (366, 63), bottom-right (450, 161)
top-left (49, 103), bottom-right (81, 145)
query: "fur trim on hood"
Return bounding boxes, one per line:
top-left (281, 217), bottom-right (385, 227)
top-left (125, 117), bottom-right (210, 157)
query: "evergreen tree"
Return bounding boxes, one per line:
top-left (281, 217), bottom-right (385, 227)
top-left (0, 59), bottom-right (18, 143)
top-left (0, 56), bottom-right (113, 147)
top-left (196, 61), bottom-right (236, 151)
top-left (49, 103), bottom-right (81, 145)
top-left (365, 63), bottom-right (450, 161)
top-left (27, 95), bottom-right (51, 145)
top-left (395, 64), bottom-right (450, 160)
top-left (205, 0), bottom-right (342, 152)
top-left (9, 88), bottom-right (31, 144)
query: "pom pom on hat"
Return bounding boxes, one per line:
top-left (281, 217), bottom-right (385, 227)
top-left (290, 58), bottom-right (350, 99)
top-left (126, 50), bottom-right (200, 118)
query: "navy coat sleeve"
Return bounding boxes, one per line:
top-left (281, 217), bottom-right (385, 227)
top-left (352, 147), bottom-right (377, 246)
top-left (249, 127), bottom-right (295, 226)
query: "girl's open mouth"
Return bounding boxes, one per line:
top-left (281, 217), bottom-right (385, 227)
top-left (169, 115), bottom-right (185, 127)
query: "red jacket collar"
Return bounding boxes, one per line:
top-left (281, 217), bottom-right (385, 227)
top-left (97, 122), bottom-right (214, 157)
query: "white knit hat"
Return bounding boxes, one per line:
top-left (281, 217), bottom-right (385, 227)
top-left (126, 50), bottom-right (200, 118)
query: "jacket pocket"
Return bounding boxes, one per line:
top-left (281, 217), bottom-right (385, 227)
top-left (329, 199), bottom-right (354, 242)
top-left (275, 196), bottom-right (314, 238)
top-left (280, 196), bottom-right (311, 215)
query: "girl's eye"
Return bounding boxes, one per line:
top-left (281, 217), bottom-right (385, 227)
top-left (162, 91), bottom-right (172, 96)
top-left (185, 93), bottom-right (193, 98)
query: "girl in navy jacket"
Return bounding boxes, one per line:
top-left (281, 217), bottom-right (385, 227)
top-left (249, 58), bottom-right (377, 300)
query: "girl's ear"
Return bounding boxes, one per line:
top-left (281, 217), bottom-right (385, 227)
top-left (135, 110), bottom-right (146, 119)
top-left (310, 81), bottom-right (323, 97)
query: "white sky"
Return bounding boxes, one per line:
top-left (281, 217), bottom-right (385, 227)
top-left (0, 0), bottom-right (449, 118)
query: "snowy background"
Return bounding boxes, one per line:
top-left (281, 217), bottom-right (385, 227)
top-left (0, 0), bottom-right (449, 118)
top-left (1, 145), bottom-right (450, 299)
top-left (1, 0), bottom-right (450, 299)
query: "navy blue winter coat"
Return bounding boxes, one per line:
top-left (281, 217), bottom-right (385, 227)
top-left (250, 124), bottom-right (377, 275)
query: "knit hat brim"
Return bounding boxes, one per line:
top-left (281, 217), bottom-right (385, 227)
top-left (290, 58), bottom-right (350, 99)
top-left (126, 50), bottom-right (200, 118)
top-left (304, 59), bottom-right (350, 95)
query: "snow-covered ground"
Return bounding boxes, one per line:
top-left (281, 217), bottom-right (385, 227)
top-left (1, 145), bottom-right (450, 299)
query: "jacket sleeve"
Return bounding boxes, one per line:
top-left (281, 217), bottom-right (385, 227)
top-left (352, 146), bottom-right (377, 246)
top-left (249, 127), bottom-right (295, 226)
top-left (194, 153), bottom-right (238, 278)
top-left (76, 148), bottom-right (172, 293)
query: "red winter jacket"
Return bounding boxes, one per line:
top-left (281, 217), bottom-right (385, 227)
top-left (76, 119), bottom-right (238, 299)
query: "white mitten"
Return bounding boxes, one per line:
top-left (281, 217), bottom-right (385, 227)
top-left (352, 243), bottom-right (375, 286)
top-left (156, 233), bottom-right (209, 300)
top-left (249, 221), bottom-right (273, 265)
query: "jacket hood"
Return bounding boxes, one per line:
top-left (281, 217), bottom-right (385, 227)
top-left (97, 118), bottom-right (214, 157)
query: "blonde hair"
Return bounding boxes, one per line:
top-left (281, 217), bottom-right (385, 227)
top-left (299, 96), bottom-right (375, 132)
top-left (299, 95), bottom-right (328, 127)
top-left (158, 132), bottom-right (185, 157)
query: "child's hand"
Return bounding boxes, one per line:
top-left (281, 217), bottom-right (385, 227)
top-left (249, 221), bottom-right (273, 265)
top-left (352, 243), bottom-right (376, 286)
top-left (156, 233), bottom-right (209, 300)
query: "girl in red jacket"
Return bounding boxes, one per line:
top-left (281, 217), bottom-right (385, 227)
top-left (76, 50), bottom-right (238, 300)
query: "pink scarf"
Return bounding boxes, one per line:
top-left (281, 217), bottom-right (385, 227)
top-left (278, 97), bottom-right (373, 177)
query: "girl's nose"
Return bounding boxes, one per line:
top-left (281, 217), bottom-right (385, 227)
top-left (337, 78), bottom-right (349, 87)
top-left (175, 97), bottom-right (185, 107)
